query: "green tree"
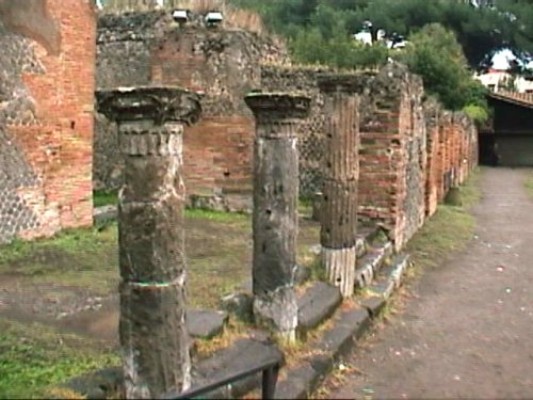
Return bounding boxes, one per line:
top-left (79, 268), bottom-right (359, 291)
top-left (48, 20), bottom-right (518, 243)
top-left (229, 0), bottom-right (533, 68)
top-left (395, 23), bottom-right (487, 112)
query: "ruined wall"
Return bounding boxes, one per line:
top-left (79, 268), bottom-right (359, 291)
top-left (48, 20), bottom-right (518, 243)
top-left (95, 13), bottom-right (479, 248)
top-left (356, 63), bottom-right (427, 249)
top-left (262, 62), bottom-right (478, 250)
top-left (95, 12), bottom-right (288, 210)
top-left (423, 98), bottom-right (443, 218)
top-left (0, 0), bottom-right (95, 244)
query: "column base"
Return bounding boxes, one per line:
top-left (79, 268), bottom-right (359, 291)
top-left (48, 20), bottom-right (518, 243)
top-left (253, 286), bottom-right (298, 344)
top-left (322, 246), bottom-right (357, 298)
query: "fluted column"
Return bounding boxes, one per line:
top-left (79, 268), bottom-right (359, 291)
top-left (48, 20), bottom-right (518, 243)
top-left (317, 75), bottom-right (361, 298)
top-left (96, 87), bottom-right (202, 399)
top-left (245, 93), bottom-right (310, 343)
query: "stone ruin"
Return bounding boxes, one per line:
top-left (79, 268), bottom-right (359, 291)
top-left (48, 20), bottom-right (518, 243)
top-left (91, 76), bottom-right (478, 397)
top-left (0, 2), bottom-right (479, 251)
top-left (95, 10), bottom-right (289, 212)
top-left (0, 2), bottom-right (481, 398)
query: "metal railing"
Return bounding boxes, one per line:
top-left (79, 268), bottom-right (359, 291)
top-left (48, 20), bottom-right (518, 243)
top-left (162, 356), bottom-right (282, 400)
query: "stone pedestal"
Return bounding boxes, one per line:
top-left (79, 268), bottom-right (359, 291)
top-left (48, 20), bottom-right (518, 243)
top-left (318, 75), bottom-right (361, 298)
top-left (96, 86), bottom-right (201, 399)
top-left (245, 93), bottom-right (310, 342)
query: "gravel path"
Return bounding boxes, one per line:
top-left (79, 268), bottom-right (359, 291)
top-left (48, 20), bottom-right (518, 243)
top-left (326, 168), bottom-right (533, 399)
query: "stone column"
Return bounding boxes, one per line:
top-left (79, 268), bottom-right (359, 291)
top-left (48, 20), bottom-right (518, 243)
top-left (96, 87), bottom-right (202, 399)
top-left (317, 75), bottom-right (361, 298)
top-left (245, 93), bottom-right (310, 343)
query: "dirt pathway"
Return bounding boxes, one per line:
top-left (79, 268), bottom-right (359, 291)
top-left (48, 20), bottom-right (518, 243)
top-left (325, 168), bottom-right (533, 399)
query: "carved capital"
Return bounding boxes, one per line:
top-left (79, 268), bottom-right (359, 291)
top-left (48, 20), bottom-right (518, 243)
top-left (96, 86), bottom-right (202, 125)
top-left (119, 125), bottom-right (184, 157)
top-left (245, 92), bottom-right (310, 123)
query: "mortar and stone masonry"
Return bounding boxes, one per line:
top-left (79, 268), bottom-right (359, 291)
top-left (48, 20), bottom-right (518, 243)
top-left (0, 0), bottom-right (95, 245)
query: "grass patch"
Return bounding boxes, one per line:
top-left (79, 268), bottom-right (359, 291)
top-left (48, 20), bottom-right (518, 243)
top-left (0, 318), bottom-right (118, 399)
top-left (0, 225), bottom-right (119, 294)
top-left (93, 190), bottom-right (118, 208)
top-left (406, 168), bottom-right (482, 271)
top-left (524, 170), bottom-right (533, 199)
top-left (184, 208), bottom-right (249, 224)
top-left (0, 209), bottom-right (319, 308)
top-left (193, 317), bottom-right (251, 358)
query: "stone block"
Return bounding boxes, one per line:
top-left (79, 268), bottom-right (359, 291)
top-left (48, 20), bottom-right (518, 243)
top-left (297, 282), bottom-right (342, 333)
top-left (187, 309), bottom-right (228, 339)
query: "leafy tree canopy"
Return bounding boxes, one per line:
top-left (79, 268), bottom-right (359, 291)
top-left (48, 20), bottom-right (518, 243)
top-left (231, 0), bottom-right (533, 67)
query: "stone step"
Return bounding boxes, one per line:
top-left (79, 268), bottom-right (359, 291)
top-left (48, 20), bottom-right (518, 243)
top-left (187, 309), bottom-right (228, 339)
top-left (63, 334), bottom-right (281, 400)
top-left (354, 241), bottom-right (394, 289)
top-left (274, 306), bottom-right (370, 399)
top-left (358, 253), bottom-right (411, 317)
top-left (297, 281), bottom-right (342, 334)
top-left (187, 335), bottom-right (283, 399)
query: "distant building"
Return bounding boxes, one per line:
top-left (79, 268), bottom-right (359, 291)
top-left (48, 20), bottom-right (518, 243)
top-left (475, 48), bottom-right (533, 93)
top-left (475, 69), bottom-right (533, 93)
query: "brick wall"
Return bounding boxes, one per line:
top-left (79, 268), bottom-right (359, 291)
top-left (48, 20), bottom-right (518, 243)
top-left (423, 99), bottom-right (443, 218)
top-left (356, 63), bottom-right (427, 249)
top-left (95, 12), bottom-right (288, 212)
top-left (0, 0), bottom-right (95, 244)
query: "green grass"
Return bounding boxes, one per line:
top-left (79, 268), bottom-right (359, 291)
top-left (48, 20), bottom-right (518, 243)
top-left (0, 209), bottom-right (319, 308)
top-left (184, 208), bottom-right (249, 224)
top-left (0, 318), bottom-right (118, 399)
top-left (406, 168), bottom-right (482, 271)
top-left (524, 171), bottom-right (533, 199)
top-left (0, 224), bottom-right (119, 294)
top-left (93, 190), bottom-right (118, 208)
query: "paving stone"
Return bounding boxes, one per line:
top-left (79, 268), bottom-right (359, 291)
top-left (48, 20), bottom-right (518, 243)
top-left (187, 309), bottom-right (228, 339)
top-left (316, 308), bottom-right (370, 356)
top-left (297, 282), bottom-right (342, 332)
top-left (274, 362), bottom-right (316, 399)
top-left (360, 295), bottom-right (386, 318)
top-left (274, 308), bottom-right (371, 399)
top-left (371, 279), bottom-right (396, 300)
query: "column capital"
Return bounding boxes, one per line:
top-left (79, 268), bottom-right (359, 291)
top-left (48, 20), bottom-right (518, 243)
top-left (96, 86), bottom-right (202, 125)
top-left (317, 73), bottom-right (371, 94)
top-left (245, 92), bottom-right (311, 122)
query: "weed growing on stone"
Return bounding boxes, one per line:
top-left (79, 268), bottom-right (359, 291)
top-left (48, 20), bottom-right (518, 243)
top-left (193, 317), bottom-right (250, 358)
top-left (524, 170), bottom-right (533, 199)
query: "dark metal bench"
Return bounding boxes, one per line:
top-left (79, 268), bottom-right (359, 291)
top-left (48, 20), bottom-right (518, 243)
top-left (162, 356), bottom-right (282, 400)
